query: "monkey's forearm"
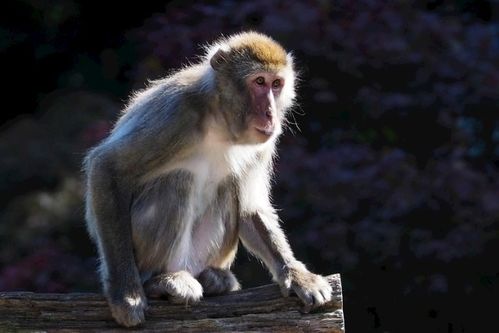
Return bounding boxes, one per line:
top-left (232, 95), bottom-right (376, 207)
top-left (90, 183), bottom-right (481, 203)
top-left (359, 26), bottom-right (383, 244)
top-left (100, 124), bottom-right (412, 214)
top-left (239, 211), bottom-right (299, 281)
top-left (240, 210), bottom-right (333, 309)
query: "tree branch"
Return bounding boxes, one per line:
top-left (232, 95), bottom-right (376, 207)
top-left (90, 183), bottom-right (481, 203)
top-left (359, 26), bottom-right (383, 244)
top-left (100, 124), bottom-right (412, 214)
top-left (0, 273), bottom-right (344, 332)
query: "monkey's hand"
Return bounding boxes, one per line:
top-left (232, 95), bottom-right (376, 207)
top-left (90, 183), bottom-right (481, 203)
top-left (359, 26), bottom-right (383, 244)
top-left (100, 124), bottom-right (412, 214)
top-left (278, 262), bottom-right (332, 313)
top-left (144, 271), bottom-right (203, 305)
top-left (106, 285), bottom-right (147, 327)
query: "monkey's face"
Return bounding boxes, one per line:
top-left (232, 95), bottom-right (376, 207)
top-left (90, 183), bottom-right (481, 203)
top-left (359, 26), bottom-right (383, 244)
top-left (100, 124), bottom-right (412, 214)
top-left (235, 71), bottom-right (285, 144)
top-left (210, 45), bottom-right (296, 145)
top-left (245, 72), bottom-right (283, 143)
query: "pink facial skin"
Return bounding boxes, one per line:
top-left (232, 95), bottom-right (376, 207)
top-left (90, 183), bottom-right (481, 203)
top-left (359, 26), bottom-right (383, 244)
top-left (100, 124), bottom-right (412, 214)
top-left (247, 72), bottom-right (284, 140)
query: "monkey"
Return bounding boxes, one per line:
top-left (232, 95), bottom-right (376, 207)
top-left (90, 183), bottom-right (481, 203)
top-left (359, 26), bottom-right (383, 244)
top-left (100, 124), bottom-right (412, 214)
top-left (84, 31), bottom-right (332, 327)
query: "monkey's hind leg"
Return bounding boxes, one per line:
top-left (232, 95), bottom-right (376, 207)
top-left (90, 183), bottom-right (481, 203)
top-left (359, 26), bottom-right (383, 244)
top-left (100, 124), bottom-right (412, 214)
top-left (197, 267), bottom-right (241, 296)
top-left (144, 271), bottom-right (203, 304)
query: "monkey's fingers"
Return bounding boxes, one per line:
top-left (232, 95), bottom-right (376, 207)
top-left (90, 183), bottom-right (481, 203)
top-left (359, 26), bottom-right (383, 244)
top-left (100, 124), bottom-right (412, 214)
top-left (277, 272), bottom-right (293, 298)
top-left (168, 293), bottom-right (203, 305)
top-left (320, 281), bottom-right (333, 303)
top-left (279, 284), bottom-right (291, 298)
top-left (291, 284), bottom-right (314, 313)
top-left (291, 274), bottom-right (333, 313)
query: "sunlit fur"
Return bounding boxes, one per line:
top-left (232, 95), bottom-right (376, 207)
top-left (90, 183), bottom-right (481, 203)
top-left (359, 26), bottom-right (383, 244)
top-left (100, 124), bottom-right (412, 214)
top-left (205, 31), bottom-right (287, 68)
top-left (84, 32), bottom-right (330, 328)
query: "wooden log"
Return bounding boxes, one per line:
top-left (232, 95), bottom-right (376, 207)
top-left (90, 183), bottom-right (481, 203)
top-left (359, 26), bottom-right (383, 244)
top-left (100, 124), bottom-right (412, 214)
top-left (0, 273), bottom-right (344, 332)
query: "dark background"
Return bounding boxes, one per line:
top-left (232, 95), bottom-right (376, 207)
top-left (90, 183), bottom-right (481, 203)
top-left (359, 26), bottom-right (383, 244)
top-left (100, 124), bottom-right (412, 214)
top-left (1, 1), bottom-right (498, 332)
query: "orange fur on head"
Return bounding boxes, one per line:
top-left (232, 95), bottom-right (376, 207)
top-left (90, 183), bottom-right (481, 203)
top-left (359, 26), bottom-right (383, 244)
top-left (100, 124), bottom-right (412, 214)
top-left (226, 32), bottom-right (288, 69)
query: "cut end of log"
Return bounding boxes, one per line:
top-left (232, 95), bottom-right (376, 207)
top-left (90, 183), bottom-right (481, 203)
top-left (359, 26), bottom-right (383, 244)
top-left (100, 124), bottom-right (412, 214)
top-left (0, 273), bottom-right (344, 332)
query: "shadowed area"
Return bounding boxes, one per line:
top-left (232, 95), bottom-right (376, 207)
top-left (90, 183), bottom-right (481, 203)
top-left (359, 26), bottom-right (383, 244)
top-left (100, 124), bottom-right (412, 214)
top-left (0, 1), bottom-right (498, 332)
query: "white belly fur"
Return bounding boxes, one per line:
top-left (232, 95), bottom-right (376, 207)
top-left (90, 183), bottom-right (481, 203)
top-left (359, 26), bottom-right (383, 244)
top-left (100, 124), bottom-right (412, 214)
top-left (165, 148), bottom-right (229, 275)
top-left (150, 127), bottom-right (264, 276)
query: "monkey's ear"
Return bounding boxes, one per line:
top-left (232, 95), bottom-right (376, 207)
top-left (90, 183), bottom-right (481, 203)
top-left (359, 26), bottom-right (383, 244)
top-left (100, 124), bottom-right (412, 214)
top-left (210, 49), bottom-right (229, 71)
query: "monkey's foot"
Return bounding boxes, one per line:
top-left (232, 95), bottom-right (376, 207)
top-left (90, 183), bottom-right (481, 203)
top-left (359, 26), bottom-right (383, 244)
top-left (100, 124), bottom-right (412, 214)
top-left (197, 267), bottom-right (241, 296)
top-left (144, 271), bottom-right (203, 305)
top-left (107, 289), bottom-right (147, 327)
top-left (279, 263), bottom-right (333, 313)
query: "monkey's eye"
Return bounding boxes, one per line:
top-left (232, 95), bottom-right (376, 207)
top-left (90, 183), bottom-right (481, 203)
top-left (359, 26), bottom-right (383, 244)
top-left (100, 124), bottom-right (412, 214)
top-left (272, 79), bottom-right (282, 89)
top-left (255, 76), bottom-right (265, 85)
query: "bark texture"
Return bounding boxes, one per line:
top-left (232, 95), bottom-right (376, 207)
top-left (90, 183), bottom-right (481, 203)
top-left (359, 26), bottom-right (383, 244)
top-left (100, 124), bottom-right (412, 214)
top-left (0, 273), bottom-right (344, 332)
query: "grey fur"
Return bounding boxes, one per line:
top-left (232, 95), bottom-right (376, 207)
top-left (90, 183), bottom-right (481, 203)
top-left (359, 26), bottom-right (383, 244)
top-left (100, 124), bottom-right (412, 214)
top-left (197, 267), bottom-right (241, 295)
top-left (84, 32), bottom-right (331, 328)
top-left (131, 170), bottom-right (193, 272)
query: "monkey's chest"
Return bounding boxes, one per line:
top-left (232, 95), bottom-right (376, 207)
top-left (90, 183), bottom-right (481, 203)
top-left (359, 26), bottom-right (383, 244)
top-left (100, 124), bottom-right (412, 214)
top-left (168, 156), bottom-right (236, 273)
top-left (132, 152), bottom-right (237, 275)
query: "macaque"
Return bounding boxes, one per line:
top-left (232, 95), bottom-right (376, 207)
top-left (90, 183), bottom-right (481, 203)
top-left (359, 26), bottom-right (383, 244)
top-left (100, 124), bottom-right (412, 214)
top-left (84, 31), bottom-right (332, 327)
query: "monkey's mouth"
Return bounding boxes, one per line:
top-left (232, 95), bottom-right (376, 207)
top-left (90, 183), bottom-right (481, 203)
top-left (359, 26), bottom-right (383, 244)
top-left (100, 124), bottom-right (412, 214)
top-left (255, 126), bottom-right (274, 137)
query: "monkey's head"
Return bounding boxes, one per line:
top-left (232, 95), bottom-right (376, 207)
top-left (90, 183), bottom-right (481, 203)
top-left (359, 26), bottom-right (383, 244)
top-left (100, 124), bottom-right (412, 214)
top-left (207, 32), bottom-right (296, 145)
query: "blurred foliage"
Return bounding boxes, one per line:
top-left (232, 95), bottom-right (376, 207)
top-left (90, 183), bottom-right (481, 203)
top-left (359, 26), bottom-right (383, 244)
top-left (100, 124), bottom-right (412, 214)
top-left (0, 0), bottom-right (498, 332)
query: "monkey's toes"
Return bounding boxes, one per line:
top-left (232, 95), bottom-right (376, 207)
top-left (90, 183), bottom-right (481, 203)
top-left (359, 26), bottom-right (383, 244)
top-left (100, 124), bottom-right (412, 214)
top-left (109, 295), bottom-right (147, 327)
top-left (197, 267), bottom-right (241, 296)
top-left (145, 271), bottom-right (203, 304)
top-left (167, 276), bottom-right (203, 305)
